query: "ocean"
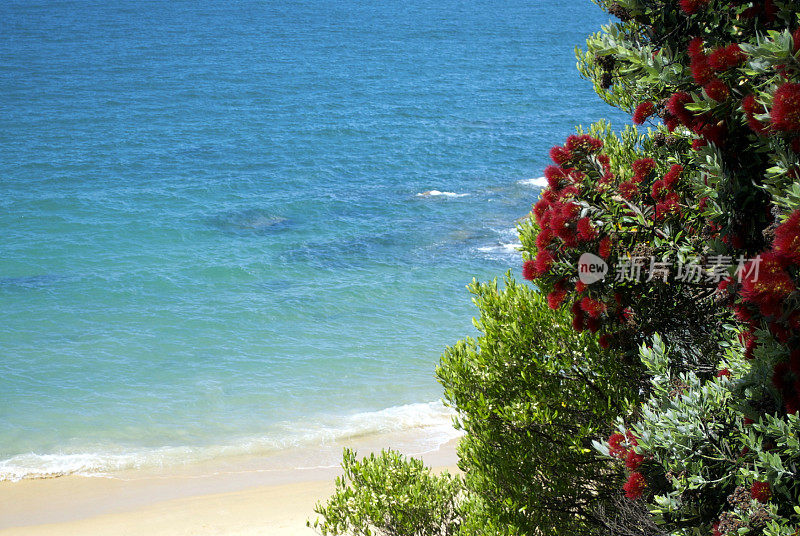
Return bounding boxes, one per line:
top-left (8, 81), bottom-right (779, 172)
top-left (0, 0), bottom-right (628, 480)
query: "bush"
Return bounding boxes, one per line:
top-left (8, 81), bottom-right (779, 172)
top-left (596, 333), bottom-right (800, 536)
top-left (308, 448), bottom-right (461, 536)
top-left (436, 275), bottom-right (638, 535)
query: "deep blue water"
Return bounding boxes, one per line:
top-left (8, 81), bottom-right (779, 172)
top-left (0, 0), bottom-right (627, 478)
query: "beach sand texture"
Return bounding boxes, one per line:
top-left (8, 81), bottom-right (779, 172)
top-left (0, 439), bottom-right (459, 535)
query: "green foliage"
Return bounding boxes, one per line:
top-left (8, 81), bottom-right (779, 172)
top-left (308, 448), bottom-right (461, 536)
top-left (597, 334), bottom-right (800, 535)
top-left (436, 275), bottom-right (638, 535)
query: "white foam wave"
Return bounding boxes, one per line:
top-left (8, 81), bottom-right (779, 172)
top-left (517, 176), bottom-right (547, 187)
top-left (477, 243), bottom-right (521, 254)
top-left (416, 190), bottom-right (469, 198)
top-left (0, 401), bottom-right (460, 482)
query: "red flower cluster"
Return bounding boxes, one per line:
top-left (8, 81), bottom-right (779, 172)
top-left (608, 432), bottom-right (626, 458)
top-left (743, 94), bottom-right (768, 135)
top-left (708, 44), bottom-right (746, 72)
top-left (649, 164), bottom-right (683, 221)
top-left (581, 296), bottom-right (607, 318)
top-left (546, 279), bottom-right (568, 310)
top-left (633, 101), bottom-right (656, 124)
top-left (577, 217), bottom-right (598, 242)
top-left (598, 236), bottom-right (612, 259)
top-left (687, 39), bottom-right (715, 85)
top-left (771, 83), bottom-right (800, 132)
top-left (623, 472), bottom-right (648, 499)
top-left (678, 0), bottom-right (710, 15)
top-left (667, 91), bottom-right (694, 129)
top-left (608, 431), bottom-right (639, 458)
top-left (739, 252), bottom-right (795, 313)
top-left (715, 368), bottom-right (731, 378)
top-left (565, 134), bottom-right (604, 153)
top-left (632, 158), bottom-right (656, 179)
top-left (704, 79), bottom-right (730, 102)
top-left (722, 211), bottom-right (800, 413)
top-left (772, 353), bottom-right (800, 414)
top-left (528, 137), bottom-right (613, 286)
top-left (750, 481), bottom-right (771, 503)
top-left (598, 333), bottom-right (612, 348)
top-left (774, 210), bottom-right (800, 263)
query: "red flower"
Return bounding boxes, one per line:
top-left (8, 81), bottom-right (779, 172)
top-left (791, 349), bottom-right (800, 375)
top-left (585, 317), bottom-right (601, 333)
top-left (708, 43), bottom-right (746, 71)
top-left (733, 304), bottom-right (753, 324)
top-left (534, 249), bottom-right (554, 276)
top-left (663, 164), bottom-right (683, 189)
top-left (544, 165), bottom-right (567, 189)
top-left (651, 180), bottom-right (667, 200)
top-left (691, 55), bottom-right (715, 85)
top-left (577, 217), bottom-right (599, 242)
top-left (550, 146), bottom-right (572, 165)
top-left (547, 289), bottom-right (567, 309)
top-left (687, 37), bottom-right (704, 59)
top-left (655, 192), bottom-right (681, 220)
top-left (716, 369), bottom-right (731, 378)
top-left (598, 236), bottom-right (612, 259)
top-left (625, 449), bottom-right (645, 470)
top-left (743, 94), bottom-right (768, 135)
top-left (794, 27), bottom-right (800, 54)
top-left (704, 79), bottom-right (730, 101)
top-left (522, 260), bottom-right (538, 281)
top-left (772, 361), bottom-right (791, 391)
top-left (599, 333), bottom-right (611, 349)
top-left (566, 134), bottom-right (603, 153)
top-left (679, 0), bottom-right (709, 14)
top-left (743, 331), bottom-right (757, 360)
top-left (536, 228), bottom-right (554, 250)
top-left (580, 297), bottom-right (607, 319)
top-left (772, 83), bottom-right (800, 132)
top-left (608, 433), bottom-right (626, 458)
top-left (571, 301), bottom-right (585, 332)
top-left (722, 233), bottom-right (744, 249)
top-left (692, 114), bottom-right (726, 145)
top-left (633, 101), bottom-right (656, 124)
top-left (623, 472), bottom-right (647, 499)
top-left (632, 158), bottom-right (656, 180)
top-left (739, 252), bottom-right (795, 315)
top-left (750, 481), bottom-right (771, 503)
top-left (575, 281), bottom-right (587, 294)
top-left (667, 92), bottom-right (694, 127)
top-left (774, 210), bottom-right (800, 263)
top-left (621, 307), bottom-right (634, 322)
top-left (618, 181), bottom-right (640, 200)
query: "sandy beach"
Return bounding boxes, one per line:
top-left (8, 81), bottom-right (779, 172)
top-left (0, 436), bottom-right (459, 536)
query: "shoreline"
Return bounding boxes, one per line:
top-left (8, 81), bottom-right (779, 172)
top-left (0, 433), bottom-right (460, 535)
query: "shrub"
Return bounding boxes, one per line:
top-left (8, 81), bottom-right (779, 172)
top-left (436, 275), bottom-right (638, 535)
top-left (596, 333), bottom-right (800, 535)
top-left (308, 448), bottom-right (461, 536)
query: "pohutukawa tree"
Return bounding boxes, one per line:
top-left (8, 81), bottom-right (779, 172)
top-left (520, 0), bottom-right (800, 534)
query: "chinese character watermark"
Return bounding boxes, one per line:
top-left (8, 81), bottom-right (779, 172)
top-left (576, 254), bottom-right (762, 285)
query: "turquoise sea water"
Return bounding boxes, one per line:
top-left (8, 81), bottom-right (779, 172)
top-left (0, 0), bottom-right (627, 479)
